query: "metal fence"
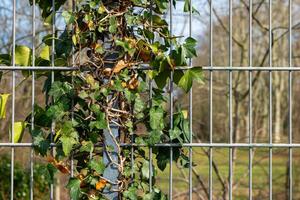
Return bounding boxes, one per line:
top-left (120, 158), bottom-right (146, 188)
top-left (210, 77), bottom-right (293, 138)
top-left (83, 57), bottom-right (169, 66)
top-left (0, 0), bottom-right (298, 199)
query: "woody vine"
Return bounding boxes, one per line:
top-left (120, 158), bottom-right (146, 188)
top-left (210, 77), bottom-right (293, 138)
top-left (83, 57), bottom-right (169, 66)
top-left (0, 0), bottom-right (203, 199)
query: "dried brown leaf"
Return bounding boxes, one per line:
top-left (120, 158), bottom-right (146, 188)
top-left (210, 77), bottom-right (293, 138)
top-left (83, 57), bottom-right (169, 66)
top-left (113, 60), bottom-right (127, 73)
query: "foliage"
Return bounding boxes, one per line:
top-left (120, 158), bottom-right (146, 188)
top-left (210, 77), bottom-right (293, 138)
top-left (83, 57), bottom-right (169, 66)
top-left (0, 0), bottom-right (203, 199)
top-left (0, 94), bottom-right (10, 119)
top-left (0, 155), bottom-right (51, 200)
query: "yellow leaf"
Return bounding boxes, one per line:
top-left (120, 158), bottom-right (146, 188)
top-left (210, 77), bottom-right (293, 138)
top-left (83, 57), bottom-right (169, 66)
top-left (0, 94), bottom-right (10, 119)
top-left (15, 45), bottom-right (31, 66)
top-left (10, 122), bottom-right (27, 143)
top-left (40, 45), bottom-right (50, 61)
top-left (113, 60), bottom-right (127, 73)
top-left (54, 129), bottom-right (61, 142)
top-left (98, 4), bottom-right (106, 14)
top-left (95, 179), bottom-right (107, 191)
top-left (182, 110), bottom-right (188, 119)
top-left (86, 74), bottom-right (95, 86)
top-left (72, 35), bottom-right (78, 45)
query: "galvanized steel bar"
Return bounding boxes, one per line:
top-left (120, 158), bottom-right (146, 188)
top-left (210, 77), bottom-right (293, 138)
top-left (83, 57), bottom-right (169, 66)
top-left (288, 0), bottom-right (293, 199)
top-left (169, 0), bottom-right (174, 198)
top-left (148, 0), bottom-right (154, 192)
top-left (209, 0), bottom-right (213, 199)
top-left (50, 0), bottom-right (56, 199)
top-left (1, 66), bottom-right (300, 71)
top-left (0, 66), bottom-right (77, 70)
top-left (30, 0), bottom-right (36, 199)
top-left (70, 0), bottom-right (76, 179)
top-left (228, 0), bottom-right (233, 199)
top-left (3, 142), bottom-right (300, 148)
top-left (188, 0), bottom-right (193, 199)
top-left (10, 0), bottom-right (16, 199)
top-left (248, 0), bottom-right (253, 199)
top-left (269, 0), bottom-right (273, 199)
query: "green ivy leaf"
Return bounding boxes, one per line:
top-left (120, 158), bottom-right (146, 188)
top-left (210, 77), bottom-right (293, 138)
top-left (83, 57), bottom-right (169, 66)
top-left (49, 81), bottom-right (73, 101)
top-left (141, 160), bottom-right (150, 180)
top-left (182, 37), bottom-right (197, 58)
top-left (60, 135), bottom-right (77, 156)
top-left (147, 130), bottom-right (162, 146)
top-left (149, 107), bottom-right (164, 130)
top-left (89, 158), bottom-right (105, 174)
top-left (154, 70), bottom-right (169, 89)
top-left (116, 39), bottom-right (136, 56)
top-left (66, 178), bottom-right (81, 200)
top-left (143, 188), bottom-right (167, 200)
top-left (152, 15), bottom-right (168, 26)
top-left (156, 148), bottom-right (169, 171)
top-left (123, 185), bottom-right (138, 200)
top-left (31, 129), bottom-right (50, 156)
top-left (178, 68), bottom-right (203, 92)
top-left (169, 127), bottom-right (183, 144)
top-left (80, 141), bottom-right (94, 153)
top-left (89, 111), bottom-right (107, 130)
top-left (134, 95), bottom-right (145, 118)
top-left (183, 0), bottom-right (190, 12)
top-left (0, 54), bottom-right (11, 65)
top-left (109, 16), bottom-right (117, 33)
top-left (62, 11), bottom-right (75, 24)
top-left (46, 103), bottom-right (67, 121)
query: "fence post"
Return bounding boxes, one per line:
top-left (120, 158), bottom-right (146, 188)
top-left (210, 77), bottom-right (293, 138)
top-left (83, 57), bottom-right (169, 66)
top-left (103, 125), bottom-right (119, 199)
top-left (102, 49), bottom-right (120, 199)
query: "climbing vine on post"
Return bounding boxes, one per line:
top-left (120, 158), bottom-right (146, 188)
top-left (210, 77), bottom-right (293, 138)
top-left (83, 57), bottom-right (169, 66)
top-left (1, 0), bottom-right (203, 199)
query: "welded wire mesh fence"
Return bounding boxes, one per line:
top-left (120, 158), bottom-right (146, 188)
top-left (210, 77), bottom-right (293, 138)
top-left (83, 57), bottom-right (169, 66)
top-left (0, 0), bottom-right (299, 199)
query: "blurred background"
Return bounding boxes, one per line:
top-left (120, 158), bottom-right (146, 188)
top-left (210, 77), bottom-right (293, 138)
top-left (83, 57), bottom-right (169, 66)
top-left (1, 0), bottom-right (300, 199)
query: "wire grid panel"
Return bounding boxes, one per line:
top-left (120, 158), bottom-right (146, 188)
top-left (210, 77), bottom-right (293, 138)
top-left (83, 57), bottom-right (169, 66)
top-left (0, 0), bottom-right (298, 199)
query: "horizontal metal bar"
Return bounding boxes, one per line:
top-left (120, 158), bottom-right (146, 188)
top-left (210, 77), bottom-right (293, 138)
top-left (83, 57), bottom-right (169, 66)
top-left (1, 143), bottom-right (300, 148)
top-left (201, 66), bottom-right (300, 71)
top-left (0, 66), bottom-right (76, 71)
top-left (1, 66), bottom-right (300, 71)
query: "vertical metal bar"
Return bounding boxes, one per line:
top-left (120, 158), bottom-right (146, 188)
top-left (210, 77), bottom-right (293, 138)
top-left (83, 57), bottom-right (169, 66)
top-left (11, 0), bottom-right (16, 199)
top-left (169, 1), bottom-right (174, 199)
top-left (30, 0), bottom-right (36, 199)
top-left (148, 142), bottom-right (153, 192)
top-left (131, 135), bottom-right (134, 179)
top-left (148, 0), bottom-right (153, 192)
top-left (248, 0), bottom-right (253, 199)
top-left (209, 0), bottom-right (213, 199)
top-left (70, 0), bottom-right (76, 179)
top-left (188, 0), bottom-right (193, 199)
top-left (228, 0), bottom-right (233, 199)
top-left (268, 0), bottom-right (273, 199)
top-left (103, 128), bottom-right (119, 200)
top-left (50, 0), bottom-right (56, 199)
top-left (288, 0), bottom-right (293, 199)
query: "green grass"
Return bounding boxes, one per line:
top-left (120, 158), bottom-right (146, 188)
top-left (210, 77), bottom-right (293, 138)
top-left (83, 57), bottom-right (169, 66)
top-left (152, 148), bottom-right (300, 199)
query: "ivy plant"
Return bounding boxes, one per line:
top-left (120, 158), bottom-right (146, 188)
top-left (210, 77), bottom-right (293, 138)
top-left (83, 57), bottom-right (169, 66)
top-left (0, 0), bottom-right (203, 199)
